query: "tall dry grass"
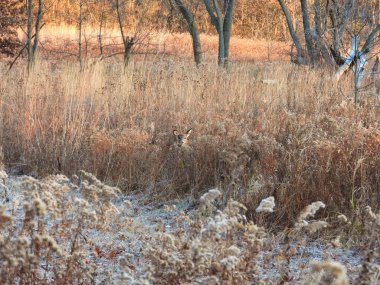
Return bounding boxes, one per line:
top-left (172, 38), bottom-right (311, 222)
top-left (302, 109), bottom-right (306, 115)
top-left (1, 59), bottom-right (380, 227)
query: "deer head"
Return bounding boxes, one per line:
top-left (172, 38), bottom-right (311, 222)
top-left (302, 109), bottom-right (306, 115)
top-left (173, 129), bottom-right (192, 147)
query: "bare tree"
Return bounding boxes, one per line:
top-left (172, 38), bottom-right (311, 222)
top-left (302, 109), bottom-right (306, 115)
top-left (115, 0), bottom-right (135, 69)
top-left (278, 0), bottom-right (332, 65)
top-left (278, 0), bottom-right (379, 102)
top-left (332, 3), bottom-right (380, 99)
top-left (110, 0), bottom-right (152, 70)
top-left (203, 0), bottom-right (236, 65)
top-left (279, 0), bottom-right (379, 67)
top-left (334, 24), bottom-right (380, 98)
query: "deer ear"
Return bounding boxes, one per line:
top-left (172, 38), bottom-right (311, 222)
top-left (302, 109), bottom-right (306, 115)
top-left (185, 129), bottom-right (192, 137)
top-left (173, 130), bottom-right (179, 136)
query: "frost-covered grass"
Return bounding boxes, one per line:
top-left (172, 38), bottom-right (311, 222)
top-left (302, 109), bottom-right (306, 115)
top-left (0, 171), bottom-right (379, 284)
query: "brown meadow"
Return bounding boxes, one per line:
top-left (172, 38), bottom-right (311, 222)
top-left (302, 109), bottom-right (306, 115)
top-left (1, 0), bottom-right (380, 278)
top-left (1, 56), bottom-right (379, 230)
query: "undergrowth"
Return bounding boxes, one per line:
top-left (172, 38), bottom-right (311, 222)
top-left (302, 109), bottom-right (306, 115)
top-left (0, 60), bottom-right (380, 228)
top-left (0, 173), bottom-right (379, 284)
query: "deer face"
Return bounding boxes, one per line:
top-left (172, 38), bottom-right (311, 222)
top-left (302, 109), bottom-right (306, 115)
top-left (173, 129), bottom-right (192, 147)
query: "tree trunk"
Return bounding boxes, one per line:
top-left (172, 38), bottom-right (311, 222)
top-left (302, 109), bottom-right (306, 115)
top-left (79, 0), bottom-right (83, 69)
top-left (116, 0), bottom-right (125, 47)
top-left (223, 0), bottom-right (235, 63)
top-left (26, 0), bottom-right (33, 72)
top-left (216, 23), bottom-right (225, 65)
top-left (301, 0), bottom-right (314, 64)
top-left (334, 26), bottom-right (380, 83)
top-left (32, 0), bottom-right (44, 65)
top-left (124, 47), bottom-right (131, 69)
top-left (277, 0), bottom-right (305, 64)
top-left (312, 0), bottom-right (336, 65)
top-left (314, 0), bottom-right (321, 37)
top-left (123, 37), bottom-right (134, 70)
top-left (116, 0), bottom-right (133, 71)
top-left (172, 0), bottom-right (202, 65)
top-left (329, 6), bottom-right (340, 52)
top-left (190, 23), bottom-right (202, 66)
top-left (203, 0), bottom-right (231, 66)
top-left (98, 0), bottom-right (106, 57)
top-left (98, 21), bottom-right (104, 57)
top-left (329, 0), bottom-right (354, 52)
top-left (335, 36), bottom-right (360, 81)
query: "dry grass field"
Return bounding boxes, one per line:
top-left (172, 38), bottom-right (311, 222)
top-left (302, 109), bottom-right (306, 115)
top-left (17, 24), bottom-right (290, 62)
top-left (0, 27), bottom-right (380, 284)
top-left (2, 59), bottom-right (380, 221)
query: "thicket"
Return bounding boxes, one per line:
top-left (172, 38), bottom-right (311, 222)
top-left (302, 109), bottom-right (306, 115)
top-left (0, 0), bottom-right (24, 56)
top-left (1, 61), bottom-right (380, 228)
top-left (26, 0), bottom-right (289, 40)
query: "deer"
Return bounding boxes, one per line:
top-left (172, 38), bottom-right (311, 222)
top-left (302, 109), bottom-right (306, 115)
top-left (173, 129), bottom-right (193, 148)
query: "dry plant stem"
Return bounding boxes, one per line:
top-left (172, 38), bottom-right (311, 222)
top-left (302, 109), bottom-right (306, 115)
top-left (70, 223), bottom-right (82, 255)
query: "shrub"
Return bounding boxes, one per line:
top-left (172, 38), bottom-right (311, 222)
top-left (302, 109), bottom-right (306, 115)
top-left (0, 0), bottom-right (24, 56)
